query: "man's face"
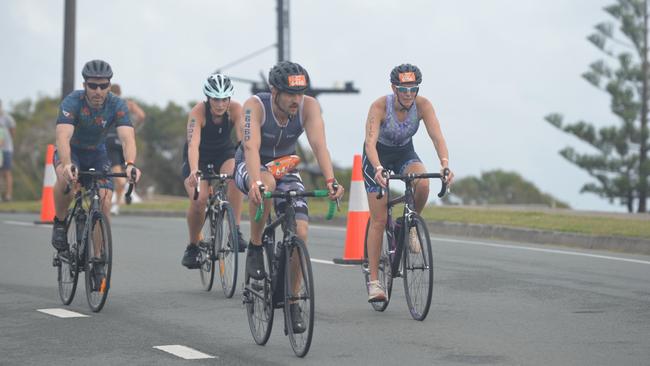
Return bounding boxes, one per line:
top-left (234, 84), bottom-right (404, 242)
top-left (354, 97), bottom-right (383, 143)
top-left (273, 89), bottom-right (304, 115)
top-left (83, 78), bottom-right (111, 108)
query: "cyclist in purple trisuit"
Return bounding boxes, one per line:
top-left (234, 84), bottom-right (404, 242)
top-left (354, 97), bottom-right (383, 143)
top-left (234, 61), bottom-right (344, 329)
top-left (181, 73), bottom-right (247, 269)
top-left (51, 59), bottom-right (141, 251)
top-left (363, 63), bottom-right (454, 302)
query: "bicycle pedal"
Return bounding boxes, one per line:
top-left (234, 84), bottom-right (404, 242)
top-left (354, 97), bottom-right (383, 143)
top-left (52, 254), bottom-right (61, 267)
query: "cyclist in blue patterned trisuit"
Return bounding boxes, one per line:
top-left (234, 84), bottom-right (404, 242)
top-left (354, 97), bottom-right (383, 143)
top-left (51, 59), bottom-right (141, 252)
top-left (363, 63), bottom-right (454, 302)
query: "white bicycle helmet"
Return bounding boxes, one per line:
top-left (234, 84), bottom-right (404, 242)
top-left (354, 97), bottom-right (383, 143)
top-left (203, 73), bottom-right (234, 99)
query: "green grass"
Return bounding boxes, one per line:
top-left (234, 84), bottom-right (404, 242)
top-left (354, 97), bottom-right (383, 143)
top-left (3, 198), bottom-right (649, 240)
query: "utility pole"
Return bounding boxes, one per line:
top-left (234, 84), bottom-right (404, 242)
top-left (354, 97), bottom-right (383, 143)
top-left (252, 0), bottom-right (360, 98)
top-left (61, 0), bottom-right (76, 99)
top-left (277, 0), bottom-right (290, 62)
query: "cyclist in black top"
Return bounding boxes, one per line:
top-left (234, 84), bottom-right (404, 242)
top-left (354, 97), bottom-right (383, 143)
top-left (181, 73), bottom-right (247, 269)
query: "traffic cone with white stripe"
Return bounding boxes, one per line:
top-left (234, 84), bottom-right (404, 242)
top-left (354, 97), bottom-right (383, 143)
top-left (333, 154), bottom-right (369, 264)
top-left (35, 144), bottom-right (56, 224)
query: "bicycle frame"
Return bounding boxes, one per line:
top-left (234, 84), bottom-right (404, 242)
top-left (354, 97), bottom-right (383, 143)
top-left (380, 171), bottom-right (449, 276)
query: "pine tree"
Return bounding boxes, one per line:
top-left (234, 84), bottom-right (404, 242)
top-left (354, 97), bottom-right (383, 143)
top-left (546, 0), bottom-right (650, 212)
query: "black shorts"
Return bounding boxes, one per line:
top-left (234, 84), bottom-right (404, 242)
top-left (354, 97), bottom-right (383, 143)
top-left (181, 148), bottom-right (236, 178)
top-left (362, 141), bottom-right (421, 193)
top-left (106, 138), bottom-right (125, 168)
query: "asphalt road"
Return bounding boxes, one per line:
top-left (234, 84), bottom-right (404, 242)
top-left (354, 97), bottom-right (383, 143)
top-left (1, 213), bottom-right (649, 365)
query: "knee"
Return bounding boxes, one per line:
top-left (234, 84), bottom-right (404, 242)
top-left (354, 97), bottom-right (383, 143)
top-left (189, 197), bottom-right (207, 213)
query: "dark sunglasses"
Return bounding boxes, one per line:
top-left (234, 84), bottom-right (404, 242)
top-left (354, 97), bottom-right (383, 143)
top-left (395, 85), bottom-right (419, 94)
top-left (86, 82), bottom-right (110, 90)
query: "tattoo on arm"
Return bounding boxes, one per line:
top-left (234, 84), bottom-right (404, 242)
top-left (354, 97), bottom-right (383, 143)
top-left (187, 118), bottom-right (196, 143)
top-left (244, 109), bottom-right (251, 141)
top-left (366, 116), bottom-right (376, 139)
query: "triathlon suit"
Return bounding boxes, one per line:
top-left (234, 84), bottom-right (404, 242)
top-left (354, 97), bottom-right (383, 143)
top-left (234, 92), bottom-right (309, 221)
top-left (362, 94), bottom-right (422, 193)
top-left (55, 90), bottom-right (132, 190)
top-left (181, 101), bottom-right (236, 177)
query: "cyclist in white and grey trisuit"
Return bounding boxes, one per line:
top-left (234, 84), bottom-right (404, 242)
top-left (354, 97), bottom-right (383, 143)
top-left (235, 61), bottom-right (344, 286)
top-left (363, 63), bottom-right (454, 303)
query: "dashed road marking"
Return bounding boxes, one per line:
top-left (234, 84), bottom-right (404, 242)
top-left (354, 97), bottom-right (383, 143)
top-left (153, 345), bottom-right (216, 360)
top-left (37, 308), bottom-right (89, 318)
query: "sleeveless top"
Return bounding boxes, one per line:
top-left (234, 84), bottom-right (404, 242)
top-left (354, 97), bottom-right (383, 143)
top-left (198, 100), bottom-right (235, 159)
top-left (236, 92), bottom-right (304, 165)
top-left (377, 94), bottom-right (420, 147)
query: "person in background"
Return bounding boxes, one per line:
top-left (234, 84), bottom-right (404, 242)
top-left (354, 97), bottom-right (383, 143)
top-left (0, 99), bottom-right (16, 202)
top-left (106, 83), bottom-right (146, 215)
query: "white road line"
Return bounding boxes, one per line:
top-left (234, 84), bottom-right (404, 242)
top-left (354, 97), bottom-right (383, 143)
top-left (432, 237), bottom-right (650, 265)
top-left (311, 258), bottom-right (334, 265)
top-left (37, 308), bottom-right (89, 318)
top-left (4, 220), bottom-right (36, 227)
top-left (153, 345), bottom-right (216, 360)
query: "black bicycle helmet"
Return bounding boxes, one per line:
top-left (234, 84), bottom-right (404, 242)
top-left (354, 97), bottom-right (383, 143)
top-left (268, 61), bottom-right (310, 93)
top-left (82, 59), bottom-right (113, 80)
top-left (390, 63), bottom-right (422, 85)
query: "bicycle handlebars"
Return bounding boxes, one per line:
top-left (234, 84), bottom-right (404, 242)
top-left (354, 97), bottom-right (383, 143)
top-left (376, 168), bottom-right (450, 200)
top-left (63, 166), bottom-right (137, 199)
top-left (253, 184), bottom-right (339, 222)
top-left (192, 165), bottom-right (233, 201)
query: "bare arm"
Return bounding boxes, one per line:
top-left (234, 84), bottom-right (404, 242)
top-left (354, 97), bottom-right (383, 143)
top-left (229, 101), bottom-right (244, 143)
top-left (55, 124), bottom-right (74, 166)
top-left (302, 97), bottom-right (344, 199)
top-left (363, 98), bottom-right (386, 170)
top-left (117, 125), bottom-right (141, 182)
top-left (242, 98), bottom-right (264, 202)
top-left (418, 97), bottom-right (449, 169)
top-left (186, 104), bottom-right (205, 175)
top-left (127, 100), bottom-right (146, 129)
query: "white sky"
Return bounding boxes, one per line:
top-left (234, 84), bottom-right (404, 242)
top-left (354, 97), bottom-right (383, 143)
top-left (1, 0), bottom-right (631, 212)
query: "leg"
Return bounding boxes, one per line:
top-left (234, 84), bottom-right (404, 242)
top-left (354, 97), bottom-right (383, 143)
top-left (53, 164), bottom-right (75, 221)
top-left (4, 169), bottom-right (12, 201)
top-left (248, 171), bottom-right (276, 245)
top-left (366, 192), bottom-right (387, 281)
top-left (110, 164), bottom-right (126, 212)
top-left (184, 177), bottom-right (209, 244)
top-left (221, 159), bottom-right (242, 225)
top-left (402, 162), bottom-right (429, 213)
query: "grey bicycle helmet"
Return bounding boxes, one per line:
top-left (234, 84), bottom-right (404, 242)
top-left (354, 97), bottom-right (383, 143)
top-left (203, 73), bottom-right (234, 99)
top-left (268, 61), bottom-right (310, 94)
top-left (390, 63), bottom-right (422, 85)
top-left (82, 59), bottom-right (113, 80)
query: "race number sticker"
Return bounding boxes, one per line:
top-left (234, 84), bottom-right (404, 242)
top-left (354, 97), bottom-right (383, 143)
top-left (288, 75), bottom-right (307, 87)
top-left (399, 72), bottom-right (416, 83)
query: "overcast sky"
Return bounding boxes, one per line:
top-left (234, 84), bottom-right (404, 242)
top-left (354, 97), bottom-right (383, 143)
top-left (2, 0), bottom-right (630, 212)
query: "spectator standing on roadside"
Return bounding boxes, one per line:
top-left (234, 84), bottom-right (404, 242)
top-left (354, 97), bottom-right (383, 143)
top-left (0, 99), bottom-right (17, 202)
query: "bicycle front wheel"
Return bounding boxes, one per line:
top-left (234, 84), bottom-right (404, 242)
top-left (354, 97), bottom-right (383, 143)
top-left (244, 243), bottom-right (274, 345)
top-left (403, 214), bottom-right (433, 321)
top-left (199, 209), bottom-right (216, 291)
top-left (85, 212), bottom-right (112, 312)
top-left (58, 211), bottom-right (79, 305)
top-left (363, 219), bottom-right (392, 312)
top-left (285, 237), bottom-right (314, 357)
top-left (217, 204), bottom-right (238, 298)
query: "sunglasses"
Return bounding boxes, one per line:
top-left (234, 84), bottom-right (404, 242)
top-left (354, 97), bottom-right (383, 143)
top-left (395, 85), bottom-right (419, 94)
top-left (86, 82), bottom-right (110, 90)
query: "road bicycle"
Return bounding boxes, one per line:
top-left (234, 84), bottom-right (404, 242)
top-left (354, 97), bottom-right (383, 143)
top-left (53, 167), bottom-right (135, 312)
top-left (192, 164), bottom-right (239, 298)
top-left (242, 185), bottom-right (337, 357)
top-left (362, 169), bottom-right (449, 320)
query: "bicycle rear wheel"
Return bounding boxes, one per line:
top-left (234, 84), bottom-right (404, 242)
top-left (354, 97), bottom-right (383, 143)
top-left (58, 211), bottom-right (79, 305)
top-left (199, 209), bottom-right (216, 291)
top-left (285, 237), bottom-right (314, 357)
top-left (362, 219), bottom-right (392, 311)
top-left (244, 243), bottom-right (274, 345)
top-left (217, 204), bottom-right (238, 298)
top-left (85, 212), bottom-right (112, 312)
top-left (403, 214), bottom-right (433, 321)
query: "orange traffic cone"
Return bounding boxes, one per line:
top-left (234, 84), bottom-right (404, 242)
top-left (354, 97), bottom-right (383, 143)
top-left (333, 154), bottom-right (369, 264)
top-left (35, 144), bottom-right (56, 224)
